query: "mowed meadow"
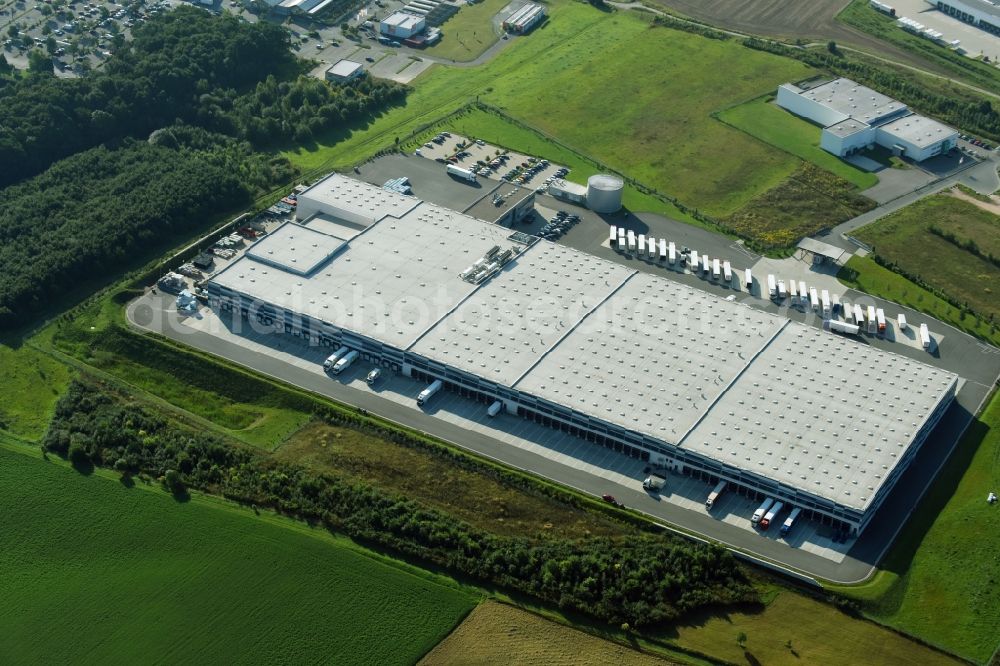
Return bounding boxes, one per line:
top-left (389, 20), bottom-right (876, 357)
top-left (283, 1), bottom-right (812, 217)
top-left (0, 444), bottom-right (478, 665)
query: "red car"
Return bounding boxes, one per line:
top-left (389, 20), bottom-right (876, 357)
top-left (601, 494), bottom-right (616, 504)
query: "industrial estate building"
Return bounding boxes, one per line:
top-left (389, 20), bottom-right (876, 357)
top-left (206, 174), bottom-right (957, 536)
top-left (324, 59), bottom-right (364, 83)
top-left (502, 3), bottom-right (546, 33)
top-left (929, 0), bottom-right (1000, 35)
top-left (777, 78), bottom-right (959, 161)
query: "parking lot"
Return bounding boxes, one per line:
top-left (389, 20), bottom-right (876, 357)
top-left (415, 133), bottom-right (570, 190)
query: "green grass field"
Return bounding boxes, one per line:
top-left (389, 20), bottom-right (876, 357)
top-left (0, 344), bottom-right (71, 441)
top-left (283, 2), bottom-right (812, 218)
top-left (853, 193), bottom-right (1000, 321)
top-left (430, 107), bottom-right (705, 226)
top-left (830, 392), bottom-right (1000, 662)
top-left (716, 97), bottom-right (878, 190)
top-left (665, 585), bottom-right (961, 666)
top-left (423, 0), bottom-right (509, 61)
top-left (0, 443), bottom-right (478, 665)
top-left (837, 0), bottom-right (1000, 95)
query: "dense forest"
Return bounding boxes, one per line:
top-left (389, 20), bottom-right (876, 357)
top-left (0, 7), bottom-right (406, 329)
top-left (44, 380), bottom-right (759, 627)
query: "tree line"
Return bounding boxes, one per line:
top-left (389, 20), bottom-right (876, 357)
top-left (43, 380), bottom-right (759, 628)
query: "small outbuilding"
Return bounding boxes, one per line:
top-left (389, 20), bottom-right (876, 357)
top-left (325, 59), bottom-right (364, 83)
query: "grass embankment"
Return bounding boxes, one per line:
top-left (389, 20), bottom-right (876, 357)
top-left (852, 193), bottom-right (1000, 322)
top-left (837, 0), bottom-right (1000, 96)
top-left (423, 0), bottom-right (509, 62)
top-left (0, 443), bottom-right (478, 665)
top-left (421, 601), bottom-right (672, 666)
top-left (283, 2), bottom-right (813, 221)
top-left (829, 392), bottom-right (1000, 663)
top-left (716, 97), bottom-right (878, 190)
top-left (0, 344), bottom-right (71, 441)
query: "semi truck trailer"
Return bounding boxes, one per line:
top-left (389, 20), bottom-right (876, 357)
top-left (417, 379), bottom-right (443, 406)
top-left (642, 474), bottom-right (666, 491)
top-left (446, 164), bottom-right (477, 182)
top-left (780, 507), bottom-right (802, 536)
top-left (331, 350), bottom-right (359, 374)
top-left (752, 498), bottom-right (775, 526)
top-left (759, 501), bottom-right (784, 530)
top-left (323, 346), bottom-right (350, 370)
top-left (920, 323), bottom-right (931, 349)
top-left (706, 480), bottom-right (727, 509)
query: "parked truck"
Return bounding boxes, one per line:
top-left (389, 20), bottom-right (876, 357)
top-left (780, 507), bottom-right (802, 536)
top-left (702, 254), bottom-right (710, 275)
top-left (875, 308), bottom-right (886, 334)
top-left (759, 501), bottom-right (784, 530)
top-left (920, 323), bottom-right (931, 349)
top-left (767, 274), bottom-right (777, 299)
top-left (752, 498), bottom-right (775, 526)
top-left (897, 313), bottom-right (907, 331)
top-left (777, 280), bottom-right (787, 300)
top-left (487, 400), bottom-right (503, 417)
top-left (867, 305), bottom-right (877, 334)
top-left (712, 258), bottom-right (721, 281)
top-left (627, 230), bottom-right (636, 252)
top-left (642, 474), bottom-right (666, 491)
top-left (647, 236), bottom-right (657, 259)
top-left (744, 268), bottom-right (752, 292)
top-left (706, 480), bottom-right (727, 509)
top-left (659, 239), bottom-right (667, 262)
top-left (331, 349), bottom-right (359, 375)
top-left (789, 279), bottom-right (798, 303)
top-left (827, 320), bottom-right (860, 335)
top-left (609, 226), bottom-right (617, 244)
top-left (668, 241), bottom-right (676, 265)
top-left (323, 346), bottom-right (350, 371)
top-left (821, 289), bottom-right (831, 317)
top-left (809, 287), bottom-right (819, 311)
top-left (690, 250), bottom-right (699, 270)
top-left (417, 379), bottom-right (443, 406)
top-left (446, 164), bottom-right (477, 183)
top-left (723, 260), bottom-right (732, 283)
top-left (853, 304), bottom-right (865, 327)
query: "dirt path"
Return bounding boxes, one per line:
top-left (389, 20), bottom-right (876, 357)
top-left (946, 186), bottom-right (1000, 215)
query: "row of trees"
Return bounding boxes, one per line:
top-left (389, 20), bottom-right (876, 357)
top-left (43, 380), bottom-right (759, 627)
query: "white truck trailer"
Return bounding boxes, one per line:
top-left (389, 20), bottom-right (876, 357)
top-left (647, 236), bottom-right (656, 259)
top-left (798, 281), bottom-right (806, 304)
top-left (659, 239), bottom-right (667, 262)
top-left (752, 498), bottom-right (775, 526)
top-left (446, 164), bottom-right (477, 182)
top-left (609, 226), bottom-right (617, 244)
top-left (706, 480), bottom-right (727, 509)
top-left (777, 280), bottom-right (787, 300)
top-left (920, 323), bottom-right (931, 349)
top-left (638, 234), bottom-right (646, 256)
top-left (417, 379), bottom-right (443, 406)
top-left (617, 236), bottom-right (627, 252)
top-left (690, 250), bottom-right (699, 271)
top-left (627, 230), bottom-right (636, 252)
top-left (487, 400), bottom-right (503, 417)
top-left (668, 241), bottom-right (676, 265)
top-left (642, 474), bottom-right (666, 491)
top-left (744, 268), bottom-right (752, 292)
top-left (723, 260), bottom-right (732, 283)
top-left (876, 308), bottom-right (886, 334)
top-left (323, 346), bottom-right (350, 370)
top-left (712, 258), bottom-right (721, 281)
top-left (780, 507), bottom-right (802, 536)
top-left (853, 304), bottom-right (865, 327)
top-left (789, 279), bottom-right (798, 303)
top-left (759, 501), bottom-right (784, 530)
top-left (821, 289), bottom-right (831, 317)
top-left (828, 320), bottom-right (860, 335)
top-left (702, 254), bottom-right (710, 275)
top-left (767, 274), bottom-right (777, 299)
top-left (897, 313), bottom-right (907, 331)
top-left (331, 349), bottom-right (359, 374)
top-left (809, 287), bottom-right (819, 311)
top-left (832, 293), bottom-right (841, 314)
top-left (867, 305), bottom-right (877, 334)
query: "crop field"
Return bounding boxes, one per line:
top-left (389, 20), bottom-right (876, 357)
top-left (0, 444), bottom-right (477, 665)
top-left (666, 587), bottom-right (962, 666)
top-left (276, 420), bottom-right (636, 540)
top-left (829, 392), bottom-right (1000, 662)
top-left (423, 0), bottom-right (509, 62)
top-left (853, 193), bottom-right (1000, 321)
top-left (284, 2), bottom-right (813, 219)
top-left (420, 601), bottom-right (670, 665)
top-left (716, 97), bottom-right (878, 189)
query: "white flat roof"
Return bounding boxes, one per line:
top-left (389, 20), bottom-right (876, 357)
top-left (801, 78), bottom-right (905, 124)
top-left (879, 113), bottom-right (958, 148)
top-left (825, 118), bottom-right (871, 138)
top-left (411, 242), bottom-right (634, 386)
top-left (298, 173), bottom-right (419, 225)
top-left (515, 273), bottom-right (787, 443)
top-left (212, 204), bottom-right (516, 348)
top-left (210, 174), bottom-right (959, 512)
top-left (327, 59), bottom-right (363, 78)
top-left (682, 325), bottom-right (957, 511)
top-left (244, 223), bottom-right (346, 276)
top-left (382, 11), bottom-right (423, 28)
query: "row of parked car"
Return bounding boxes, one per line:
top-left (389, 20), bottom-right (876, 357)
top-left (502, 157), bottom-right (553, 184)
top-left (961, 134), bottom-right (993, 150)
top-left (536, 210), bottom-right (580, 240)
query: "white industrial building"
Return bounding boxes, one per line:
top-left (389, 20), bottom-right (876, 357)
top-left (207, 174), bottom-right (957, 537)
top-left (502, 3), bottom-right (546, 33)
top-left (929, 0), bottom-right (1000, 35)
top-left (380, 11), bottom-right (426, 39)
top-left (777, 78), bottom-right (959, 161)
top-left (324, 59), bottom-right (364, 83)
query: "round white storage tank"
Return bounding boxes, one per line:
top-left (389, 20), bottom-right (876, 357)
top-left (586, 174), bottom-right (624, 213)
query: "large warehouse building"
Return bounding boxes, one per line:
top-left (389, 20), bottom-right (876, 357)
top-left (207, 174), bottom-right (957, 537)
top-left (929, 0), bottom-right (1000, 35)
top-left (777, 78), bottom-right (958, 161)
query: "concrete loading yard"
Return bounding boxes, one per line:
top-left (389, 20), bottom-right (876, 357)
top-left (204, 173), bottom-right (958, 539)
